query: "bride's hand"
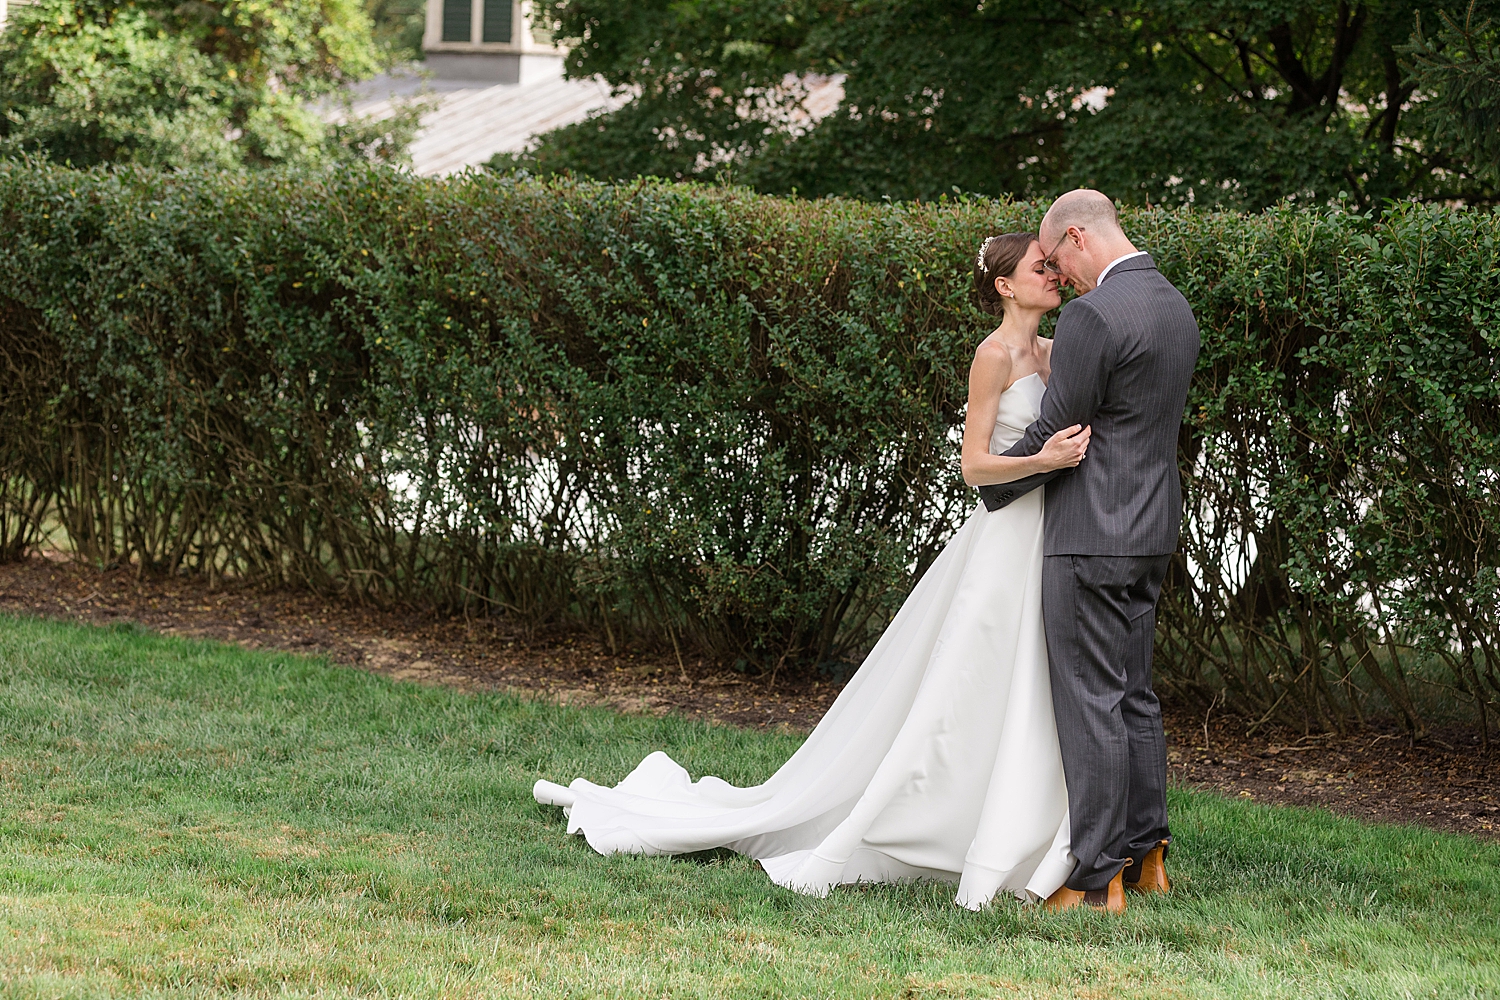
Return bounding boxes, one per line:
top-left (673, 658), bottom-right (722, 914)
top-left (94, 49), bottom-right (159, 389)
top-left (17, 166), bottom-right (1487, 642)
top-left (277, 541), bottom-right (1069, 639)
top-left (1038, 425), bottom-right (1091, 470)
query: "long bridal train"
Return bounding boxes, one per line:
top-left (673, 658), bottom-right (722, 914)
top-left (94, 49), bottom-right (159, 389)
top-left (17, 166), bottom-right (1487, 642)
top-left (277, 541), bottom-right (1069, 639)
top-left (534, 374), bottom-right (1073, 908)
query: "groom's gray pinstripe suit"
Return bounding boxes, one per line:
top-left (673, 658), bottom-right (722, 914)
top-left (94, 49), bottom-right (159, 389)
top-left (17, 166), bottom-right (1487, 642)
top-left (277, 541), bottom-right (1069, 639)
top-left (978, 254), bottom-right (1200, 892)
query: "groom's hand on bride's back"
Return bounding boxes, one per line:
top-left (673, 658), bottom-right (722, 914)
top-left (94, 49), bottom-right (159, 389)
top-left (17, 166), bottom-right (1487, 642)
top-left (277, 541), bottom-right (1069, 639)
top-left (1040, 424), bottom-right (1091, 470)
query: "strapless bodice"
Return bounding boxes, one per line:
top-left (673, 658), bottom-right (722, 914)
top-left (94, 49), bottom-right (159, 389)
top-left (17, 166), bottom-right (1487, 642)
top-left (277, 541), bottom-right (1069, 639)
top-left (989, 372), bottom-right (1046, 454)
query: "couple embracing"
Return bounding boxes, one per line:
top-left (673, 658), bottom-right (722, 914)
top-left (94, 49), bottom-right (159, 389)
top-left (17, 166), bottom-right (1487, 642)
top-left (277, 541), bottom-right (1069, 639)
top-left (534, 189), bottom-right (1201, 913)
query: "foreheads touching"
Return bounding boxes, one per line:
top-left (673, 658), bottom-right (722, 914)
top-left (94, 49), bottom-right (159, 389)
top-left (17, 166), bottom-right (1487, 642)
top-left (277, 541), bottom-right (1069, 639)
top-left (973, 232), bottom-right (1062, 318)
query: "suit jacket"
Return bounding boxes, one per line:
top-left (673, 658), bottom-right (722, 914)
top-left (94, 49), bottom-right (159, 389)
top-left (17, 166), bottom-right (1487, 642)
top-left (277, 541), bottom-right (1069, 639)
top-left (977, 255), bottom-right (1200, 556)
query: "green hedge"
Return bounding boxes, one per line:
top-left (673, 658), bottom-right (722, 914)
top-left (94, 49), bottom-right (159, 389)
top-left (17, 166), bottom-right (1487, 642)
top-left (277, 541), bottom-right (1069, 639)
top-left (1, 161), bottom-right (1496, 733)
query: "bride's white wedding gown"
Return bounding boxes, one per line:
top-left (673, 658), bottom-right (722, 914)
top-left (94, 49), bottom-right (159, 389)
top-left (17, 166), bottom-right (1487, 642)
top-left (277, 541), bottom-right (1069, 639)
top-left (533, 373), bottom-right (1073, 908)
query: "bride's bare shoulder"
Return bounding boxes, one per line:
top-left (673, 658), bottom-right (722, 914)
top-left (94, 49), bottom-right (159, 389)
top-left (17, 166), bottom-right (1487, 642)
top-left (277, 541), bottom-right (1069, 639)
top-left (969, 335), bottom-right (1014, 385)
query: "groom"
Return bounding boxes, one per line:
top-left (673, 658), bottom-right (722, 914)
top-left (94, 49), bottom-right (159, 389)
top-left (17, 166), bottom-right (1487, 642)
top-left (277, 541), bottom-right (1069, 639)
top-left (978, 190), bottom-right (1200, 913)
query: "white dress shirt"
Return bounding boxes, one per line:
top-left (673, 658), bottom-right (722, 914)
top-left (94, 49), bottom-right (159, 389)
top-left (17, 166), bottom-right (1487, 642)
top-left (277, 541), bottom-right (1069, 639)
top-left (1096, 250), bottom-right (1150, 286)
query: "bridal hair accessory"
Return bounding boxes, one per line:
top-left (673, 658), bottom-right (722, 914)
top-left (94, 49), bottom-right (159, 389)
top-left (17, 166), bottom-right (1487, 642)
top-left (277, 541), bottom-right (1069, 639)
top-left (976, 236), bottom-right (999, 273)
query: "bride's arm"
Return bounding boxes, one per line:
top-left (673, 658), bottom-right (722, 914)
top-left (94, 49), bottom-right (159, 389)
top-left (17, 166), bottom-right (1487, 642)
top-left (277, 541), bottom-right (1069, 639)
top-left (961, 343), bottom-right (1091, 487)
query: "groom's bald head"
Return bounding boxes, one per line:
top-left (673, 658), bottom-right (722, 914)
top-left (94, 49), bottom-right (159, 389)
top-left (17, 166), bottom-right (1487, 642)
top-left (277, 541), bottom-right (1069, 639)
top-left (1037, 189), bottom-right (1137, 293)
top-left (1039, 189), bottom-right (1123, 244)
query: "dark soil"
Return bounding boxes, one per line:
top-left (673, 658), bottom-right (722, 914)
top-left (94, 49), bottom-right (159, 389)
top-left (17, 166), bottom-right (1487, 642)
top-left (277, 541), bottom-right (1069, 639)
top-left (2, 556), bottom-right (1494, 840)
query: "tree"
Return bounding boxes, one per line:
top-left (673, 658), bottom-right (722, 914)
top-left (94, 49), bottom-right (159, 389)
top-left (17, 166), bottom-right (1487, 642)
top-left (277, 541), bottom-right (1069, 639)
top-left (507, 0), bottom-right (1500, 208)
top-left (0, 0), bottom-right (411, 168)
top-left (490, 0), bottom-right (821, 184)
top-left (366, 0), bottom-right (426, 62)
top-left (1405, 3), bottom-right (1500, 187)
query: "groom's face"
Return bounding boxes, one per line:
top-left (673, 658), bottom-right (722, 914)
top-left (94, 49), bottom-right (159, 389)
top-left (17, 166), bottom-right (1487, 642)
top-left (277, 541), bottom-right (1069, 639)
top-left (1041, 226), bottom-right (1091, 292)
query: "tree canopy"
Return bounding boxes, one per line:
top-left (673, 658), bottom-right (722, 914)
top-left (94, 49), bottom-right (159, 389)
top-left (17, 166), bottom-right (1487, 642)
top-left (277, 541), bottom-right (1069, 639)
top-left (506, 0), bottom-right (1500, 208)
top-left (0, 0), bottom-right (411, 168)
top-left (1405, 5), bottom-right (1500, 186)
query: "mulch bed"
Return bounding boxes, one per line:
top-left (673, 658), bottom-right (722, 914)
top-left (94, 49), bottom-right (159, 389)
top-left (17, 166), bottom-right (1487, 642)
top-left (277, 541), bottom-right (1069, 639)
top-left (2, 555), bottom-right (1495, 841)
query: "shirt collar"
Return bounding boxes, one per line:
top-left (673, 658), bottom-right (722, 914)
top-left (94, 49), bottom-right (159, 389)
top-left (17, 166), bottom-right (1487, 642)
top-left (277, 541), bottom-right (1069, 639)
top-left (1097, 250), bottom-right (1150, 286)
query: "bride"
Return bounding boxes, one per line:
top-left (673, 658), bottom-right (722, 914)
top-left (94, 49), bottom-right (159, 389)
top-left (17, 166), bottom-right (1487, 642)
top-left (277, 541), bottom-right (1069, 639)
top-left (533, 233), bottom-right (1092, 909)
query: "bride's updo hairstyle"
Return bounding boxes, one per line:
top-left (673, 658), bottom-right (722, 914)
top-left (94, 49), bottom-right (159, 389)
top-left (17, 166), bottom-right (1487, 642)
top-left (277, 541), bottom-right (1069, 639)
top-left (973, 231), bottom-right (1038, 318)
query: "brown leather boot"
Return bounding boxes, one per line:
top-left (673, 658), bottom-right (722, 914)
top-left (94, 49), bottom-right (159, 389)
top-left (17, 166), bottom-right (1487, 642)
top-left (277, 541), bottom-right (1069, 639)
top-left (1043, 870), bottom-right (1126, 914)
top-left (1124, 840), bottom-right (1171, 894)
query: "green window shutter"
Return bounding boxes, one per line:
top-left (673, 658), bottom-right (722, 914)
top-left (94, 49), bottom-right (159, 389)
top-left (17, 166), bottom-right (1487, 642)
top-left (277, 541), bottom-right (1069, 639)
top-left (442, 0), bottom-right (473, 42)
top-left (481, 0), bottom-right (512, 43)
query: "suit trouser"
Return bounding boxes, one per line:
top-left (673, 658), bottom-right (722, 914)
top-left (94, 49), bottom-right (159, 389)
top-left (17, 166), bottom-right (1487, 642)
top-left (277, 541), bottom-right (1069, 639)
top-left (1043, 553), bottom-right (1173, 891)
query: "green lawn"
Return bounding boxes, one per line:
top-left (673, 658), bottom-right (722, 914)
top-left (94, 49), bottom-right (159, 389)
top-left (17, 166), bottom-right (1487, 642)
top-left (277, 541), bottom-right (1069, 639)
top-left (1, 614), bottom-right (1497, 999)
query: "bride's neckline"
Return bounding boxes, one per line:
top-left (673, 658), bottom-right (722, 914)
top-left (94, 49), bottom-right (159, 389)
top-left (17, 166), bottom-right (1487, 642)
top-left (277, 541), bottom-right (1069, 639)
top-left (1008, 371), bottom-right (1044, 391)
